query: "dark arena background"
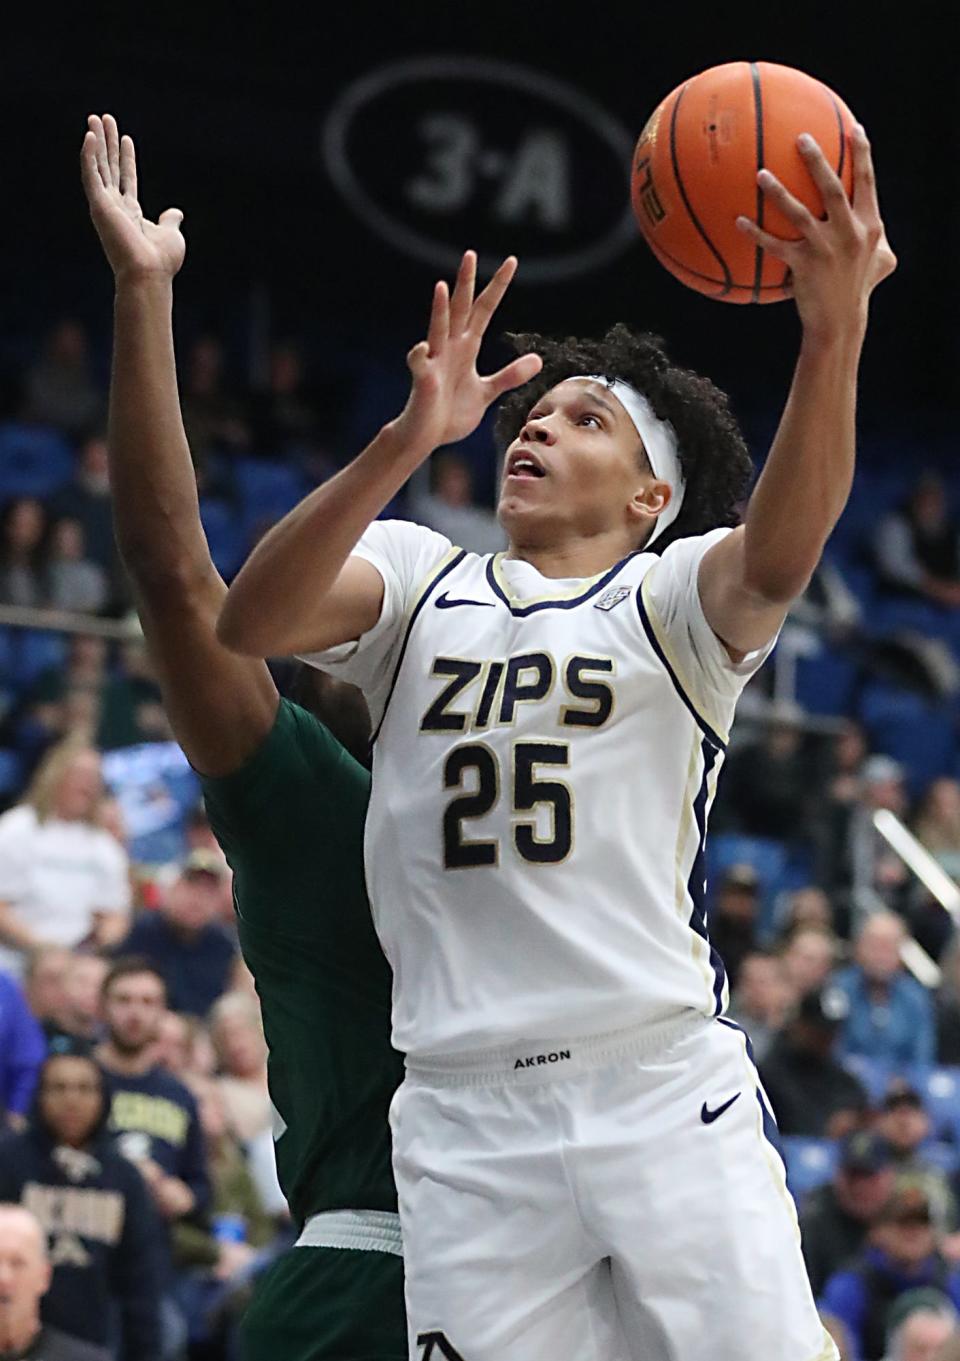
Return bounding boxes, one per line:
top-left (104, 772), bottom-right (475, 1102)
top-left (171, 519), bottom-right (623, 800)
top-left (1, 5), bottom-right (960, 1360)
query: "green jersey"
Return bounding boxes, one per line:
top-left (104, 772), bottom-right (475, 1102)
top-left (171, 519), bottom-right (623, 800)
top-left (201, 698), bottom-right (402, 1225)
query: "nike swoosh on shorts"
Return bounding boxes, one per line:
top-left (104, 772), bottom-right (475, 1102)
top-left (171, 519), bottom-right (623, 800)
top-left (700, 1092), bottom-right (741, 1124)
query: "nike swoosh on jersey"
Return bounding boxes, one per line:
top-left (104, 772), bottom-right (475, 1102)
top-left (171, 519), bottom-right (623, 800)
top-left (700, 1092), bottom-right (741, 1124)
top-left (435, 592), bottom-right (496, 610)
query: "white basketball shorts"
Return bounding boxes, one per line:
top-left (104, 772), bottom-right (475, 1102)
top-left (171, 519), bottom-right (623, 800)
top-left (391, 1014), bottom-right (837, 1361)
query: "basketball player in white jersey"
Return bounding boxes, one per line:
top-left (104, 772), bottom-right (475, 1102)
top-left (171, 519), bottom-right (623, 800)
top-left (220, 128), bottom-right (894, 1360)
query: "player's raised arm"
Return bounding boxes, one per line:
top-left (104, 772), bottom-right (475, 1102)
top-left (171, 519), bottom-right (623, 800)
top-left (698, 123), bottom-right (897, 656)
top-left (216, 252), bottom-right (541, 658)
top-left (81, 114), bottom-right (277, 777)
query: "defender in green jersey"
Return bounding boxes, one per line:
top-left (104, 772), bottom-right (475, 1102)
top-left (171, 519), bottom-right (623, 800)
top-left (82, 115), bottom-right (405, 1359)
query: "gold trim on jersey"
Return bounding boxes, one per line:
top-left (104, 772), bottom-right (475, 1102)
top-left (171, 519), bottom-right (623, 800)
top-left (490, 552), bottom-right (609, 607)
top-left (639, 572), bottom-right (731, 746)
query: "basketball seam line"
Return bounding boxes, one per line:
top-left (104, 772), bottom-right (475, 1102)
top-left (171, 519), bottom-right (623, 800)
top-left (644, 231), bottom-right (791, 293)
top-left (668, 82), bottom-right (733, 295)
top-left (750, 61), bottom-right (765, 304)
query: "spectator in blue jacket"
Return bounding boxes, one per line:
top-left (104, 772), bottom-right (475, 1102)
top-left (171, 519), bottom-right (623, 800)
top-left (0, 1046), bottom-right (161, 1359)
top-left (833, 912), bottom-right (936, 1068)
top-left (0, 969), bottom-right (47, 1126)
top-left (820, 1183), bottom-right (960, 1361)
top-left (116, 849), bottom-right (237, 1018)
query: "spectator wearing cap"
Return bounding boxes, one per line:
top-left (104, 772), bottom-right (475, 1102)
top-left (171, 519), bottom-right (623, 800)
top-left (726, 951), bottom-right (794, 1062)
top-left (833, 913), bottom-right (936, 1068)
top-left (0, 1049), bottom-right (162, 1359)
top-left (877, 1084), bottom-right (957, 1231)
top-left (116, 850), bottom-right (238, 1018)
top-left (821, 1184), bottom-right (960, 1361)
top-left (884, 1289), bottom-right (958, 1361)
top-left (0, 1202), bottom-right (111, 1361)
top-left (801, 1132), bottom-right (897, 1294)
top-left (759, 985), bottom-right (868, 1137)
top-left (710, 864), bottom-right (761, 991)
top-left (0, 970), bottom-right (46, 1128)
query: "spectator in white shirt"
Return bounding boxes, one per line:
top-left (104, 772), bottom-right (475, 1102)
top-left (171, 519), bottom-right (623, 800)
top-left (0, 738), bottom-right (131, 977)
top-left (408, 450), bottom-right (506, 555)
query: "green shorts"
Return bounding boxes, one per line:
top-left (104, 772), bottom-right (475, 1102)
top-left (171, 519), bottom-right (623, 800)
top-left (241, 1245), bottom-right (406, 1361)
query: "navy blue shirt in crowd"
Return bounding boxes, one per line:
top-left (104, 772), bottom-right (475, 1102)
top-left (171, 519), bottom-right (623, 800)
top-left (100, 1063), bottom-right (210, 1215)
top-left (118, 912), bottom-right (237, 1017)
top-left (0, 1125), bottom-right (162, 1360)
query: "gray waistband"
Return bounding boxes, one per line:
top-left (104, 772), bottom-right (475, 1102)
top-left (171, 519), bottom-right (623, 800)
top-left (404, 1012), bottom-right (705, 1088)
top-left (295, 1209), bottom-right (402, 1256)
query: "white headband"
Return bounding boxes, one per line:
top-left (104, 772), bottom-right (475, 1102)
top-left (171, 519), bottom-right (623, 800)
top-left (576, 375), bottom-right (685, 547)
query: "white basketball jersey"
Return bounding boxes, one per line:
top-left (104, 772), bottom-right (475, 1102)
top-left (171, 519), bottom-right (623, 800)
top-left (305, 520), bottom-right (773, 1059)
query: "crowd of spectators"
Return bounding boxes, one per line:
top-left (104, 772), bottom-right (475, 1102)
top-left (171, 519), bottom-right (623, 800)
top-left (2, 318), bottom-right (960, 1359)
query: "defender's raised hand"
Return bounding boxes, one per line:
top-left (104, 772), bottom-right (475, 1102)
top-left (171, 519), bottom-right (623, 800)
top-left (736, 123), bottom-right (896, 343)
top-left (393, 251), bottom-right (542, 456)
top-left (81, 114), bottom-right (185, 281)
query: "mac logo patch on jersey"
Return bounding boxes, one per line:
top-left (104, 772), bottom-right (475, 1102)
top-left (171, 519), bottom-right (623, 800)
top-left (594, 586), bottom-right (632, 612)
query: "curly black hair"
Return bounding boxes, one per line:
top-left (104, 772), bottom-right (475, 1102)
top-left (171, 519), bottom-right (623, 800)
top-left (493, 323), bottom-right (754, 553)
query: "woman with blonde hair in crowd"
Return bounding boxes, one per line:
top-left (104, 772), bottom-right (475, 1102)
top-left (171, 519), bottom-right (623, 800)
top-left (0, 736), bottom-right (131, 977)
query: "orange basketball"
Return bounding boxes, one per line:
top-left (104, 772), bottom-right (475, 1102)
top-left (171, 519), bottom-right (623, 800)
top-left (631, 61), bottom-right (857, 303)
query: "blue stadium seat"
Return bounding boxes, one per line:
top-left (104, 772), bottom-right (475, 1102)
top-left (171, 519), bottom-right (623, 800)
top-left (911, 1067), bottom-right (960, 1144)
top-left (232, 459), bottom-right (306, 534)
top-left (858, 683), bottom-right (957, 796)
top-left (794, 647), bottom-right (859, 716)
top-left (0, 423), bottom-right (73, 497)
top-left (199, 498), bottom-right (247, 580)
top-left (841, 1054), bottom-right (896, 1106)
top-left (919, 1141), bottom-right (959, 1175)
top-left (782, 1137), bottom-right (838, 1201)
top-left (0, 749), bottom-right (23, 797)
top-left (10, 630), bottom-right (68, 686)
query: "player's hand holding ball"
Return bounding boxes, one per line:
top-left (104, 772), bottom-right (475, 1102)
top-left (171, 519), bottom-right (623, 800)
top-left (738, 122), bottom-right (896, 345)
top-left (632, 62), bottom-right (896, 342)
top-left (82, 113), bottom-right (186, 282)
top-left (391, 251), bottom-right (542, 459)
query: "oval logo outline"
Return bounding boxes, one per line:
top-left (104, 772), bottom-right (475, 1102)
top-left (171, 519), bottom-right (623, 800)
top-left (321, 55), bottom-right (638, 284)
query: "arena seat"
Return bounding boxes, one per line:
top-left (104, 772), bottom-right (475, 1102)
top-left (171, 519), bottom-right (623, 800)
top-left (707, 833), bottom-right (790, 939)
top-left (794, 646), bottom-right (859, 716)
top-left (0, 748), bottom-right (23, 798)
top-left (232, 458), bottom-right (307, 535)
top-left (858, 683), bottom-right (957, 796)
top-left (0, 422), bottom-right (73, 497)
top-left (781, 1136), bottom-right (838, 1201)
top-left (919, 1141), bottom-right (959, 1175)
top-left (10, 629), bottom-right (68, 686)
top-left (840, 1054), bottom-right (895, 1106)
top-left (199, 498), bottom-right (247, 580)
top-left (911, 1066), bottom-right (960, 1144)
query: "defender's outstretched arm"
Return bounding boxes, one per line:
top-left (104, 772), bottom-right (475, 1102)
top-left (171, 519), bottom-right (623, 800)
top-left (82, 114), bottom-right (277, 776)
